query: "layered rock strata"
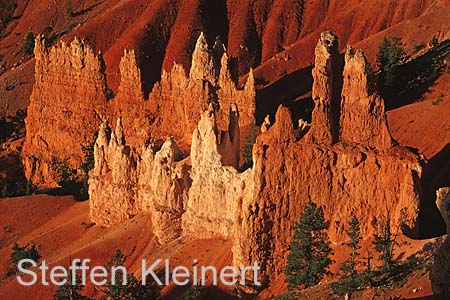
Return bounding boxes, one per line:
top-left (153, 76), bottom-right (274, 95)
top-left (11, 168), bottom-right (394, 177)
top-left (306, 31), bottom-right (339, 145)
top-left (22, 29), bottom-right (425, 287)
top-left (22, 37), bottom-right (108, 186)
top-left (22, 33), bottom-right (256, 186)
top-left (89, 118), bottom-right (191, 244)
top-left (89, 33), bottom-right (423, 286)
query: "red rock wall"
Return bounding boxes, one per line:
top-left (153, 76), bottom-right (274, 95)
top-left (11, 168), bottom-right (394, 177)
top-left (24, 31), bottom-right (424, 289)
top-left (234, 106), bottom-right (422, 283)
top-left (22, 33), bottom-right (256, 187)
top-left (22, 37), bottom-right (108, 187)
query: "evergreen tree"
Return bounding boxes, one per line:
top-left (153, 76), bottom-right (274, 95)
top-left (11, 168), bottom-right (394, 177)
top-left (102, 250), bottom-right (127, 300)
top-left (54, 272), bottom-right (90, 300)
top-left (341, 216), bottom-right (362, 279)
top-left (22, 31), bottom-right (35, 55)
top-left (57, 158), bottom-right (72, 186)
top-left (79, 133), bottom-right (98, 200)
top-left (284, 200), bottom-right (333, 290)
top-left (376, 36), bottom-right (408, 95)
top-left (102, 249), bottom-right (159, 300)
top-left (66, 0), bottom-right (74, 18)
top-left (372, 214), bottom-right (398, 272)
top-left (332, 215), bottom-right (364, 295)
top-left (10, 242), bottom-right (41, 270)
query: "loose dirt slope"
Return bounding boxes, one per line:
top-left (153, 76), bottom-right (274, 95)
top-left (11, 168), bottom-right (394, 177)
top-left (0, 195), bottom-right (234, 300)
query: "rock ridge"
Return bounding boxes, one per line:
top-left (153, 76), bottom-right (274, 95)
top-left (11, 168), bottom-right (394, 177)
top-left (22, 33), bottom-right (256, 186)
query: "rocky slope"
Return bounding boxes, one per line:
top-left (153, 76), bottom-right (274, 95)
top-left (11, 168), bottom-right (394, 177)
top-left (87, 33), bottom-right (424, 288)
top-left (1, 0), bottom-right (448, 117)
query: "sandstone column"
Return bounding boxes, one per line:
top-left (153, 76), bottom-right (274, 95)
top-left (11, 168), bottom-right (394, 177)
top-left (306, 31), bottom-right (339, 145)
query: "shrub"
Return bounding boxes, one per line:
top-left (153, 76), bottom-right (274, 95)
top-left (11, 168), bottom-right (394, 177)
top-left (1, 179), bottom-right (37, 198)
top-left (0, 0), bottom-right (17, 28)
top-left (102, 249), bottom-right (160, 300)
top-left (376, 37), bottom-right (408, 96)
top-left (268, 291), bottom-right (299, 300)
top-left (10, 242), bottom-right (41, 270)
top-left (284, 200), bottom-right (333, 290)
top-left (106, 88), bottom-right (115, 100)
top-left (432, 94), bottom-right (444, 105)
top-left (53, 272), bottom-right (90, 300)
top-left (66, 0), bottom-right (74, 18)
top-left (183, 286), bottom-right (203, 300)
top-left (22, 31), bottom-right (35, 55)
top-left (430, 35), bottom-right (439, 48)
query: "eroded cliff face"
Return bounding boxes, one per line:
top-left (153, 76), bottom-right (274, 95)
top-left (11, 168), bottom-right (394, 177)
top-left (306, 31), bottom-right (339, 145)
top-left (234, 106), bottom-right (422, 283)
top-left (22, 26), bottom-right (424, 288)
top-left (232, 35), bottom-right (422, 283)
top-left (88, 32), bottom-right (424, 287)
top-left (22, 33), bottom-right (256, 187)
top-left (22, 36), bottom-right (108, 187)
top-left (430, 187), bottom-right (450, 295)
top-left (89, 118), bottom-right (191, 244)
top-left (339, 46), bottom-right (393, 150)
top-left (182, 104), bottom-right (248, 238)
top-left (148, 32), bottom-right (256, 146)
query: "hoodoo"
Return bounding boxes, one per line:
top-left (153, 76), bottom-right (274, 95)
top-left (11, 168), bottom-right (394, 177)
top-left (86, 32), bottom-right (424, 287)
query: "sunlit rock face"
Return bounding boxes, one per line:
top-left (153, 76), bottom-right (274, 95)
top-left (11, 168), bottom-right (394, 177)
top-left (24, 31), bottom-right (424, 288)
top-left (22, 33), bottom-right (256, 187)
top-left (22, 37), bottom-right (108, 187)
top-left (89, 118), bottom-right (191, 244)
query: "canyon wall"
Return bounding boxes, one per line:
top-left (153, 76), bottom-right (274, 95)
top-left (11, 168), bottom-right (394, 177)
top-left (22, 33), bottom-right (256, 187)
top-left (22, 36), bottom-right (108, 187)
top-left (88, 32), bottom-right (424, 287)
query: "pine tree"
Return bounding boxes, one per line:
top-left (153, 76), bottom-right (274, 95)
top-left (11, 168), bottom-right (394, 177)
top-left (341, 216), bottom-right (362, 279)
top-left (79, 132), bottom-right (98, 200)
top-left (332, 215), bottom-right (364, 295)
top-left (102, 250), bottom-right (127, 300)
top-left (102, 249), bottom-right (159, 300)
top-left (372, 214), bottom-right (399, 272)
top-left (284, 200), bottom-right (333, 290)
top-left (22, 31), bottom-right (35, 55)
top-left (53, 272), bottom-right (90, 300)
top-left (376, 36), bottom-right (408, 94)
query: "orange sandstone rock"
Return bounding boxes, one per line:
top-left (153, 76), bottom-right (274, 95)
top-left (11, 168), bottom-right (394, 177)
top-left (305, 31), bottom-right (339, 145)
top-left (25, 31), bottom-right (424, 289)
top-left (22, 33), bottom-right (256, 186)
top-left (22, 36), bottom-right (108, 187)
